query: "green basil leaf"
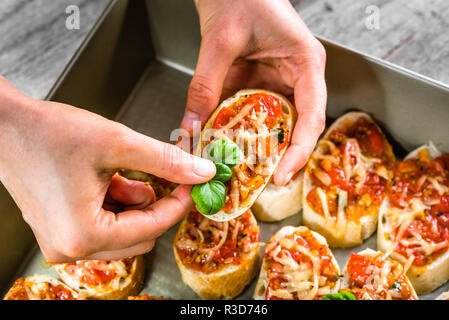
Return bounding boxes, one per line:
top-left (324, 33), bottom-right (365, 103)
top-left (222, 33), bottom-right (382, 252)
top-left (321, 292), bottom-right (357, 300)
top-left (208, 138), bottom-right (241, 167)
top-left (213, 163), bottom-right (232, 182)
top-left (191, 180), bottom-right (226, 215)
top-left (339, 291), bottom-right (357, 300)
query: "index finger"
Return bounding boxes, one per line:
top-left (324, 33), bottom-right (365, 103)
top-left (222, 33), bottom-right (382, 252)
top-left (273, 63), bottom-right (327, 186)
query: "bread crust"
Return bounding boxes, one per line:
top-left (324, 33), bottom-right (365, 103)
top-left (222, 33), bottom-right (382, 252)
top-left (254, 226), bottom-right (341, 300)
top-left (195, 89), bottom-right (297, 222)
top-left (302, 112), bottom-right (391, 247)
top-left (54, 255), bottom-right (145, 300)
top-left (4, 275), bottom-right (81, 300)
top-left (173, 211), bottom-right (260, 299)
top-left (377, 143), bottom-right (449, 294)
top-left (252, 171), bottom-right (303, 222)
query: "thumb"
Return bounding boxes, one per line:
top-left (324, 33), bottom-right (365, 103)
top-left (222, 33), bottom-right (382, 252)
top-left (107, 126), bottom-right (216, 185)
top-left (180, 35), bottom-right (238, 132)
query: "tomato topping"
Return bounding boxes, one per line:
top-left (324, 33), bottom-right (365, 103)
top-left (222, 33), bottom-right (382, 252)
top-left (347, 253), bottom-right (371, 287)
top-left (208, 93), bottom-right (290, 213)
top-left (346, 252), bottom-right (415, 300)
top-left (389, 153), bottom-right (449, 266)
top-left (176, 211), bottom-right (259, 274)
top-left (264, 229), bottom-right (339, 300)
top-left (213, 107), bottom-right (237, 129)
top-left (307, 117), bottom-right (393, 222)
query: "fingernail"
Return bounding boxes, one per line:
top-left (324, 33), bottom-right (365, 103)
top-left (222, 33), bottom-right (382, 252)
top-left (181, 111), bottom-right (200, 131)
top-left (194, 158), bottom-right (216, 178)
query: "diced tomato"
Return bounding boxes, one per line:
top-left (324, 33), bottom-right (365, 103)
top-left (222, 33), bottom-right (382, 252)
top-left (368, 130), bottom-right (384, 155)
top-left (213, 107), bottom-right (237, 128)
top-left (81, 268), bottom-right (116, 286)
top-left (347, 253), bottom-right (371, 287)
top-left (327, 167), bottom-right (350, 190)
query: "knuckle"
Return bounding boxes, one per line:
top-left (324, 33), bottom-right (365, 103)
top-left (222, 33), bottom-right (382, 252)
top-left (55, 231), bottom-right (91, 259)
top-left (188, 75), bottom-right (216, 110)
top-left (312, 40), bottom-right (326, 63)
top-left (161, 143), bottom-right (189, 172)
top-left (315, 112), bottom-right (327, 133)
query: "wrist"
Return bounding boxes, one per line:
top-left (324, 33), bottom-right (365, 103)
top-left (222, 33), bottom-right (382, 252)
top-left (0, 76), bottom-right (38, 126)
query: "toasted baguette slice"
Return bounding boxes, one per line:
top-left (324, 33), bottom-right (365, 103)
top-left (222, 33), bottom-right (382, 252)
top-left (119, 170), bottom-right (177, 199)
top-left (252, 171), bottom-right (303, 222)
top-left (173, 210), bottom-right (260, 299)
top-left (254, 226), bottom-right (341, 300)
top-left (436, 291), bottom-right (449, 300)
top-left (378, 142), bottom-right (449, 294)
top-left (53, 256), bottom-right (145, 300)
top-left (195, 89), bottom-right (297, 221)
top-left (303, 112), bottom-right (395, 247)
top-left (341, 249), bottom-right (418, 300)
top-left (4, 275), bottom-right (82, 300)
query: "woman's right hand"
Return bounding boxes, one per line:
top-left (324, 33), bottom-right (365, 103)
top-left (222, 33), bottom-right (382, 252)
top-left (0, 76), bottom-right (216, 262)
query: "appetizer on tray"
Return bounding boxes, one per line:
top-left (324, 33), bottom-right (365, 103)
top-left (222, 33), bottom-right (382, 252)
top-left (303, 112), bottom-right (395, 247)
top-left (192, 89), bottom-right (296, 221)
top-left (378, 143), bottom-right (449, 293)
top-left (53, 256), bottom-right (145, 300)
top-left (174, 210), bottom-right (260, 299)
top-left (254, 226), bottom-right (341, 300)
top-left (4, 275), bottom-right (82, 300)
top-left (341, 249), bottom-right (418, 300)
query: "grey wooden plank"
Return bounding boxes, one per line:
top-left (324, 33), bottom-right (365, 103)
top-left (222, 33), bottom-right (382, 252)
top-left (292, 0), bottom-right (449, 85)
top-left (0, 0), bottom-right (448, 102)
top-left (0, 0), bottom-right (110, 99)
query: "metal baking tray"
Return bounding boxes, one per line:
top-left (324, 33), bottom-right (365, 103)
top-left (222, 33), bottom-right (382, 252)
top-left (1, 0), bottom-right (449, 299)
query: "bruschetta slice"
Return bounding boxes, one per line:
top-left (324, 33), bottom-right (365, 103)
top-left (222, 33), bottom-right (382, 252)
top-left (119, 169), bottom-right (177, 199)
top-left (341, 249), bottom-right (418, 300)
top-left (254, 226), bottom-right (341, 300)
top-left (378, 142), bottom-right (449, 294)
top-left (4, 275), bottom-right (82, 300)
top-left (252, 171), bottom-right (303, 222)
top-left (53, 256), bottom-right (145, 300)
top-left (195, 89), bottom-right (296, 221)
top-left (303, 112), bottom-right (395, 247)
top-left (173, 209), bottom-right (260, 299)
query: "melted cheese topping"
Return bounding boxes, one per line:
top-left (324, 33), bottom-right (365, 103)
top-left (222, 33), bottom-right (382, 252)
top-left (175, 210), bottom-right (260, 274)
top-left (204, 93), bottom-right (291, 216)
top-left (263, 228), bottom-right (339, 300)
top-left (5, 277), bottom-right (78, 300)
top-left (56, 258), bottom-right (134, 296)
top-left (345, 251), bottom-right (416, 300)
top-left (307, 137), bottom-right (386, 224)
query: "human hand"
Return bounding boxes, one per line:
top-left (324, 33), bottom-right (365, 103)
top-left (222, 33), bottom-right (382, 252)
top-left (181, 0), bottom-right (327, 186)
top-left (0, 76), bottom-right (216, 262)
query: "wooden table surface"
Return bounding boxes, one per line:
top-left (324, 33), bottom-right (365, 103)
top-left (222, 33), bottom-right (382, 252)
top-left (0, 0), bottom-right (448, 100)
